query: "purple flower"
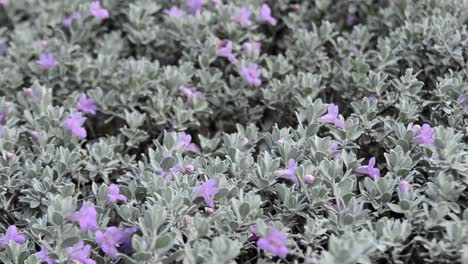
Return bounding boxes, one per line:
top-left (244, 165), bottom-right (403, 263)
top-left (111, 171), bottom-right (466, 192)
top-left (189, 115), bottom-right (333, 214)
top-left (164, 7), bottom-right (186, 17)
top-left (240, 64), bottom-right (262, 87)
top-left (356, 157), bottom-right (380, 179)
top-left (274, 159), bottom-right (299, 186)
top-left (34, 245), bottom-right (54, 264)
top-left (186, 0), bottom-right (204, 14)
top-left (36, 53), bottom-right (59, 69)
top-left (64, 112), bottom-right (87, 139)
top-left (31, 131), bottom-right (40, 142)
top-left (412, 124), bottom-right (435, 146)
top-left (458, 91), bottom-right (468, 109)
top-left (119, 227), bottom-right (137, 253)
top-left (217, 41), bottom-right (237, 64)
top-left (257, 228), bottom-right (288, 259)
top-left (257, 4), bottom-right (277, 26)
top-left (233, 7), bottom-right (252, 26)
top-left (194, 179), bottom-right (219, 208)
top-left (399, 180), bottom-right (410, 193)
top-left (69, 203), bottom-right (98, 232)
top-left (243, 41), bottom-right (261, 56)
top-left (95, 227), bottom-right (121, 259)
top-left (176, 132), bottom-right (200, 152)
top-left (276, 138), bottom-right (284, 144)
top-left (72, 11), bottom-right (81, 20)
top-left (0, 225), bottom-right (26, 249)
top-left (248, 226), bottom-right (259, 241)
top-left (320, 104), bottom-right (345, 129)
top-left (107, 184), bottom-right (127, 204)
top-left (160, 163), bottom-right (182, 181)
top-left (331, 141), bottom-right (342, 158)
top-left (90, 1), bottom-right (109, 19)
top-left (0, 113), bottom-right (5, 123)
top-left (304, 175), bottom-right (315, 185)
top-left (66, 241), bottom-right (95, 264)
top-left (0, 0), bottom-right (9, 6)
top-left (180, 86), bottom-right (203, 99)
top-left (76, 93), bottom-right (97, 115)
top-left (63, 18), bottom-right (73, 27)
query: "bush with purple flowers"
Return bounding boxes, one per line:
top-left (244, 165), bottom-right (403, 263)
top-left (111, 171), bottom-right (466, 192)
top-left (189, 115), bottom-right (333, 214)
top-left (0, 0), bottom-right (467, 263)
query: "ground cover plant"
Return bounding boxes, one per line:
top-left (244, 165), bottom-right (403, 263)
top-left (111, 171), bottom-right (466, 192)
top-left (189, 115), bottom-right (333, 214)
top-left (0, 0), bottom-right (467, 263)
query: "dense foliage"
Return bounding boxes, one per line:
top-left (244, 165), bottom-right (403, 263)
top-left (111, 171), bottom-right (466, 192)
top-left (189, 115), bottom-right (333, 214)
top-left (0, 0), bottom-right (467, 263)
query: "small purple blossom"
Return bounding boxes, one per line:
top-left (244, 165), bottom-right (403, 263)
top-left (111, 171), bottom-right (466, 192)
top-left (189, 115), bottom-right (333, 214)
top-left (320, 104), bottom-right (345, 129)
top-left (186, 0), bottom-right (204, 14)
top-left (276, 138), bottom-right (284, 144)
top-left (0, 113), bottom-right (5, 123)
top-left (164, 7), bottom-right (186, 17)
top-left (243, 41), bottom-right (261, 56)
top-left (0, 225), bottom-right (26, 249)
top-left (107, 184), bottom-right (127, 204)
top-left (257, 4), bottom-right (277, 26)
top-left (331, 140), bottom-right (342, 158)
top-left (233, 7), bottom-right (252, 26)
top-left (90, 1), bottom-right (109, 19)
top-left (176, 132), bottom-right (200, 152)
top-left (248, 225), bottom-right (259, 241)
top-left (274, 159), bottom-right (299, 186)
top-left (66, 241), bottom-right (95, 264)
top-left (0, 0), bottom-right (9, 6)
top-left (63, 18), bottom-right (73, 27)
top-left (399, 180), bottom-right (410, 193)
top-left (69, 202), bottom-right (98, 232)
top-left (240, 64), bottom-right (262, 87)
top-left (34, 245), bottom-right (54, 264)
top-left (95, 227), bottom-right (121, 259)
top-left (356, 157), bottom-right (380, 179)
top-left (31, 131), bottom-right (40, 142)
top-left (458, 91), bottom-right (468, 109)
top-left (412, 124), bottom-right (435, 146)
top-left (304, 175), bottom-right (315, 185)
top-left (257, 228), bottom-right (289, 259)
top-left (36, 53), bottom-right (59, 69)
top-left (217, 41), bottom-right (237, 64)
top-left (194, 179), bottom-right (219, 208)
top-left (185, 164), bottom-right (195, 174)
top-left (64, 112), bottom-right (87, 139)
top-left (76, 93), bottom-right (97, 115)
top-left (160, 163), bottom-right (182, 181)
top-left (180, 86), bottom-right (203, 99)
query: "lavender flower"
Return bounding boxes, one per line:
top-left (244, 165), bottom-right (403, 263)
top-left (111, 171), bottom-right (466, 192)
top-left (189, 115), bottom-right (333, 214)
top-left (64, 112), bottom-right (87, 139)
top-left (304, 175), bottom-right (315, 185)
top-left (63, 18), bottom-right (73, 27)
top-left (399, 180), bottom-right (410, 193)
top-left (186, 0), bottom-right (204, 14)
top-left (257, 228), bottom-right (288, 259)
top-left (66, 241), bottom-right (95, 264)
top-left (0, 0), bottom-right (9, 6)
top-left (331, 140), bottom-right (342, 158)
top-left (243, 41), bottom-right (261, 56)
top-left (458, 91), bottom-right (468, 109)
top-left (176, 132), bottom-right (200, 152)
top-left (248, 226), bottom-right (259, 241)
top-left (275, 159), bottom-right (299, 186)
top-left (412, 124), bottom-right (435, 146)
top-left (356, 157), bottom-right (380, 179)
top-left (34, 245), bottom-right (54, 264)
top-left (76, 93), bottom-right (97, 115)
top-left (36, 53), bottom-right (59, 69)
top-left (107, 184), bottom-right (127, 204)
top-left (194, 179), bottom-right (219, 208)
top-left (180, 86), bottom-right (203, 99)
top-left (233, 7), bottom-right (252, 26)
top-left (160, 163), bottom-right (182, 181)
top-left (69, 202), bottom-right (98, 232)
top-left (0, 225), bottom-right (26, 249)
top-left (320, 104), bottom-right (345, 129)
top-left (31, 131), bottom-right (40, 142)
top-left (164, 7), bottom-right (186, 17)
top-left (90, 1), bottom-right (109, 19)
top-left (95, 227), bottom-right (121, 259)
top-left (217, 41), bottom-right (237, 64)
top-left (240, 64), bottom-right (262, 87)
top-left (257, 4), bottom-right (277, 26)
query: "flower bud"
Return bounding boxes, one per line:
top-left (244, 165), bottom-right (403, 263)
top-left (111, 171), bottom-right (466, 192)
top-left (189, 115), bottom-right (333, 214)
top-left (399, 180), bottom-right (410, 193)
top-left (31, 131), bottom-right (40, 142)
top-left (304, 175), bottom-right (315, 185)
top-left (185, 165), bottom-right (195, 174)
